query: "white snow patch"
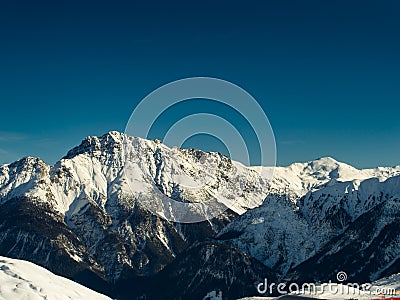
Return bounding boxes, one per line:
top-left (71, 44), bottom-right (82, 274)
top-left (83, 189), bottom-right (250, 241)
top-left (0, 256), bottom-right (111, 300)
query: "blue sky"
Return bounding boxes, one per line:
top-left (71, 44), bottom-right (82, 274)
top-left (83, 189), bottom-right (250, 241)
top-left (0, 0), bottom-right (399, 168)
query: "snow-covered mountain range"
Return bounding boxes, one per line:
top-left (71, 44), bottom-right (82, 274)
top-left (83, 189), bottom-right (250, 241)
top-left (0, 131), bottom-right (399, 299)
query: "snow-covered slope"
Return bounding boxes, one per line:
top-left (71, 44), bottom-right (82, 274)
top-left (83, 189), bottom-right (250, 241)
top-left (372, 272), bottom-right (400, 293)
top-left (0, 256), bottom-right (110, 300)
top-left (217, 195), bottom-right (318, 275)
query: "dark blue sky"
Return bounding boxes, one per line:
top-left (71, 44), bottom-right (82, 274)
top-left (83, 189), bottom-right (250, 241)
top-left (0, 0), bottom-right (399, 167)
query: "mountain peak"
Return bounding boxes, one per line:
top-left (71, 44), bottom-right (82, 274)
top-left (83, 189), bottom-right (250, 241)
top-left (313, 156), bottom-right (339, 164)
top-left (308, 157), bottom-right (341, 170)
top-left (100, 130), bottom-right (126, 141)
top-left (63, 131), bottom-right (128, 159)
top-left (7, 156), bottom-right (45, 169)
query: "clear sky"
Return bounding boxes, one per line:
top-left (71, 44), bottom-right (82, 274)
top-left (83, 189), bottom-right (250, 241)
top-left (0, 0), bottom-right (399, 168)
